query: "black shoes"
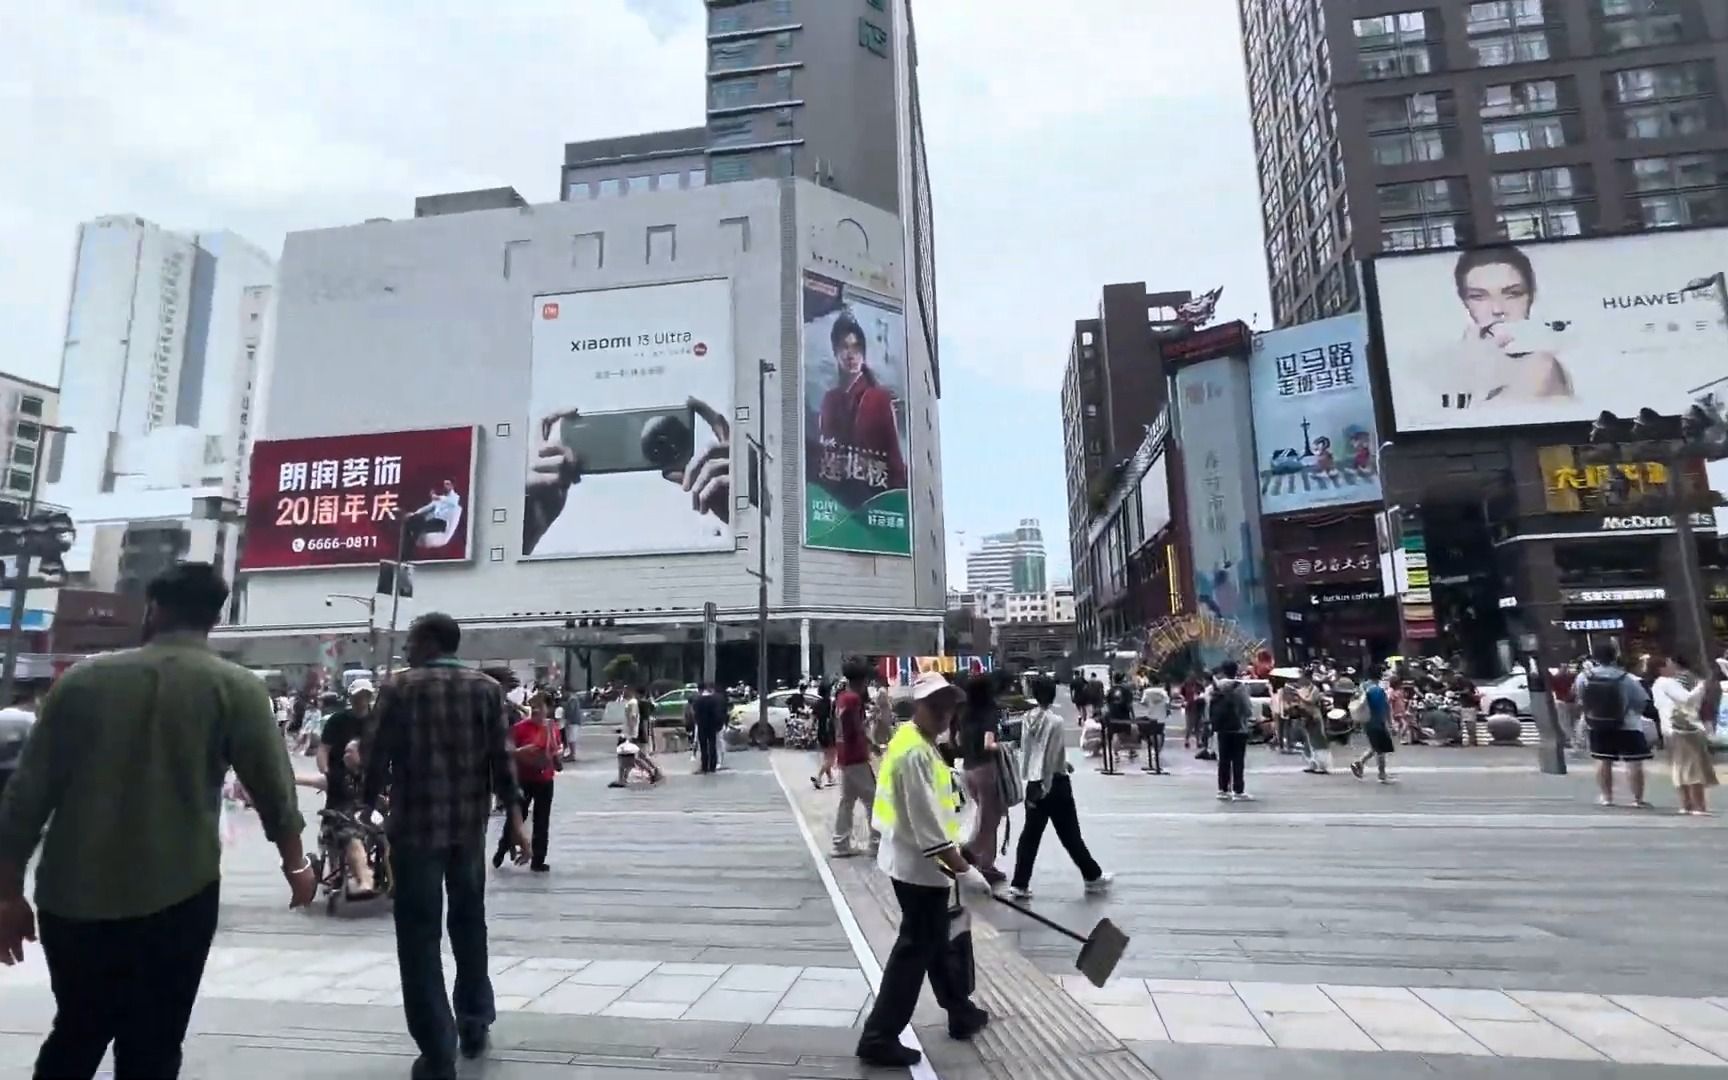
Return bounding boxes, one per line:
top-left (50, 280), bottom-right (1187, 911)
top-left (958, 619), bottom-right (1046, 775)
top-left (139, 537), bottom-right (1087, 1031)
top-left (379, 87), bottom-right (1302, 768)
top-left (855, 1039), bottom-right (922, 1067)
top-left (949, 1004), bottom-right (991, 1040)
top-left (458, 1021), bottom-right (489, 1060)
top-left (530, 863), bottom-right (550, 873)
top-left (491, 849), bottom-right (506, 869)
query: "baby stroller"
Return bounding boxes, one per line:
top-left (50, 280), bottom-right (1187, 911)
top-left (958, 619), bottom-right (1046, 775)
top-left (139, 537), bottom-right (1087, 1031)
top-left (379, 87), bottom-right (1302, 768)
top-left (314, 808), bottom-right (392, 915)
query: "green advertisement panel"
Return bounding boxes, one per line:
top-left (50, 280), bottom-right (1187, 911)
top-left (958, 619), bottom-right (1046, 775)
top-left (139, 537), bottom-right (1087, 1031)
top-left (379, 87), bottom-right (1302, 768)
top-left (802, 271), bottom-right (912, 556)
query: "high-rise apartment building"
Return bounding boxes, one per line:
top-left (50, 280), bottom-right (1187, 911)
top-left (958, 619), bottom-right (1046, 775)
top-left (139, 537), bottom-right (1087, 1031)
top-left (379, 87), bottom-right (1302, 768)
top-left (0, 375), bottom-right (58, 514)
top-left (1060, 284), bottom-right (1193, 646)
top-left (1238, 0), bottom-right (1728, 327)
top-left (563, 0), bottom-right (940, 384)
top-left (44, 215), bottom-right (274, 594)
top-left (965, 519), bottom-right (1047, 593)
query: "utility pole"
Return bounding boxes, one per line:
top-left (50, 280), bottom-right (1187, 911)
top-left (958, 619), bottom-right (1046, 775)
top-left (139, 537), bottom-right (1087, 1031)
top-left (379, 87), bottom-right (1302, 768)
top-left (379, 511), bottom-right (415, 678)
top-left (0, 423), bottom-right (76, 706)
top-left (746, 359), bottom-right (776, 740)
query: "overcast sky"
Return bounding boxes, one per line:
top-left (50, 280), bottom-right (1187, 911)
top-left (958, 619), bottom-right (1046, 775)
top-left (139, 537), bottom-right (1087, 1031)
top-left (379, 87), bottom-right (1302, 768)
top-left (0, 0), bottom-right (1269, 585)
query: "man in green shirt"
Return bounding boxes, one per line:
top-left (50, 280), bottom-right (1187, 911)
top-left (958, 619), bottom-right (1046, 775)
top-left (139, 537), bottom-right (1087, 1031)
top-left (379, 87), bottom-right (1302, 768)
top-left (0, 562), bottom-right (313, 1080)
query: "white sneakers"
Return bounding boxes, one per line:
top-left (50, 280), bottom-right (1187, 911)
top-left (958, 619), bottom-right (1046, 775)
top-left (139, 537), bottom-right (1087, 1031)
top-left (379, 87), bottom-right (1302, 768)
top-left (1216, 791), bottom-right (1232, 801)
top-left (1007, 885), bottom-right (1033, 900)
top-left (1217, 792), bottom-right (1255, 802)
top-left (1084, 872), bottom-right (1115, 895)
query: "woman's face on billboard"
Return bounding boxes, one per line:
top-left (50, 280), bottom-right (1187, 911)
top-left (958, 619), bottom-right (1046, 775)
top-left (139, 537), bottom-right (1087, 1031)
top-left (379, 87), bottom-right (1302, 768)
top-left (1460, 262), bottom-right (1533, 327)
top-left (834, 331), bottom-right (865, 379)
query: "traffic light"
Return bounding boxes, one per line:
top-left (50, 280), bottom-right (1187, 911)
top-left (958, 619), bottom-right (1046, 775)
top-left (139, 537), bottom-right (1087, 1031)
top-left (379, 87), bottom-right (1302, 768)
top-left (0, 508), bottom-right (75, 585)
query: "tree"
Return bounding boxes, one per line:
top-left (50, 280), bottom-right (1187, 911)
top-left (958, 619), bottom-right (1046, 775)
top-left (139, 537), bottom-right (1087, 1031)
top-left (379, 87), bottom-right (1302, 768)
top-left (603, 653), bottom-right (639, 687)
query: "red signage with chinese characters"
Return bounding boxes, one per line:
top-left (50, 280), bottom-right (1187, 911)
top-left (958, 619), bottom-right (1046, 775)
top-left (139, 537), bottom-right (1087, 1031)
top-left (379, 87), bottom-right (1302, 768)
top-left (239, 426), bottom-right (477, 571)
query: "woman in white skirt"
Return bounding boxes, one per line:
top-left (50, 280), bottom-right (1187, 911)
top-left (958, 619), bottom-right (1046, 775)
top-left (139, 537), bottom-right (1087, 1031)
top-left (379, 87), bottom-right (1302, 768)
top-left (1652, 656), bottom-right (1718, 816)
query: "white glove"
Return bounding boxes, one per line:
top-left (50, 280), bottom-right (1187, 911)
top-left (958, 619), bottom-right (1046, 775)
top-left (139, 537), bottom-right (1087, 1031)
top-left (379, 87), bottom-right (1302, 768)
top-left (957, 866), bottom-right (993, 894)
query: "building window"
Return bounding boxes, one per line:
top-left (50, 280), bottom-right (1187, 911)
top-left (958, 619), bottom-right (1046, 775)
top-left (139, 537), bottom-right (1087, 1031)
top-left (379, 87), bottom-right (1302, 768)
top-left (1467, 1), bottom-right (1561, 67)
top-left (596, 178), bottom-right (622, 197)
top-left (1608, 62), bottom-right (1721, 140)
top-left (1352, 12), bottom-right (1436, 81)
top-left (1594, 0), bottom-right (1696, 53)
top-left (772, 0), bottom-right (793, 16)
top-left (14, 421), bottom-right (39, 444)
top-left (1366, 91), bottom-right (1457, 165)
top-left (709, 40), bottom-right (760, 71)
top-left (710, 156), bottom-right (752, 183)
top-left (688, 168), bottom-right (707, 188)
top-left (566, 180), bottom-right (593, 200)
top-left (711, 75), bottom-right (758, 108)
top-left (1481, 78), bottom-right (1577, 153)
top-left (11, 445), bottom-right (33, 467)
top-left (6, 470), bottom-right (29, 493)
top-left (710, 116), bottom-right (754, 147)
top-left (1303, 167), bottom-right (1328, 226)
top-left (775, 68), bottom-right (793, 98)
top-left (1492, 166), bottom-right (1596, 239)
top-left (656, 171), bottom-right (681, 191)
top-left (1622, 152), bottom-right (1728, 228)
top-left (17, 397), bottom-right (41, 418)
top-left (627, 174), bottom-right (651, 193)
top-left (1378, 177), bottom-right (1471, 251)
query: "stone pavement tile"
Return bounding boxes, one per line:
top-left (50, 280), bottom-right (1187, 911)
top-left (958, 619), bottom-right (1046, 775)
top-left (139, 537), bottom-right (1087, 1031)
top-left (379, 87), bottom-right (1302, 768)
top-left (1510, 995), bottom-right (1725, 1067)
top-left (766, 1006), bottom-right (858, 1028)
top-left (517, 956), bottom-right (592, 972)
top-left (681, 987), bottom-right (785, 1024)
top-left (1453, 1017), bottom-right (1605, 1060)
top-left (715, 963), bottom-right (802, 993)
top-left (798, 965), bottom-right (869, 984)
top-left (1416, 986), bottom-right (1539, 1022)
top-left (733, 1021), bottom-right (861, 1057)
top-left (1324, 989), bottom-right (1490, 1056)
top-left (1127, 1040), bottom-right (1441, 1079)
top-left (560, 959), bottom-right (658, 987)
top-left (490, 966), bottom-right (575, 998)
top-left (1091, 1003), bottom-right (1170, 1041)
top-left (619, 972), bottom-right (720, 1006)
top-left (524, 981), bottom-right (627, 1015)
top-left (1153, 991), bottom-right (1274, 1046)
top-left (1232, 981), bottom-right (1337, 1014)
top-left (318, 987), bottom-right (384, 1006)
top-left (1256, 1011), bottom-right (1379, 1052)
top-left (1142, 978), bottom-right (1238, 995)
top-left (654, 962), bottom-right (729, 978)
top-left (601, 1000), bottom-right (687, 1019)
top-left (1059, 973), bottom-right (1151, 1005)
top-left (780, 974), bottom-right (869, 1011)
top-left (495, 994), bottom-right (535, 1011)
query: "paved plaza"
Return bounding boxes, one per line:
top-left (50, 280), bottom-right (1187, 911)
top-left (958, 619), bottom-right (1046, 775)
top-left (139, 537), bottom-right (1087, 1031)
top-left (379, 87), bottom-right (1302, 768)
top-left (4, 722), bottom-right (1728, 1078)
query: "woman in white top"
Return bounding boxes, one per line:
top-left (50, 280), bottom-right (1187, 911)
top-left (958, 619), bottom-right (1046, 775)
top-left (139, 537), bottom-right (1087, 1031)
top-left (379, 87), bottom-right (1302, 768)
top-left (1007, 676), bottom-right (1113, 900)
top-left (1653, 656), bottom-right (1718, 815)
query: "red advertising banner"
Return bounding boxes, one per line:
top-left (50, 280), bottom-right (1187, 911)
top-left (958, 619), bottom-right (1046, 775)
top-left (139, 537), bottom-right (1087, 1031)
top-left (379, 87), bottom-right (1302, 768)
top-left (239, 426), bottom-right (477, 571)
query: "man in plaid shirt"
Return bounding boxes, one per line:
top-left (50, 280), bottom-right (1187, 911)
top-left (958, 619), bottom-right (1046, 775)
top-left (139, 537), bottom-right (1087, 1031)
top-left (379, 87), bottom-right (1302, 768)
top-left (366, 613), bottom-right (529, 1079)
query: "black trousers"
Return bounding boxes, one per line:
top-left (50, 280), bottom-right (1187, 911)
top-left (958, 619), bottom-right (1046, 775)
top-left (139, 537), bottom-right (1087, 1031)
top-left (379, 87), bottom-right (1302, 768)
top-left (1216, 731), bottom-right (1248, 794)
top-left (859, 879), bottom-right (971, 1045)
top-left (1011, 774), bottom-right (1101, 889)
top-left (393, 843), bottom-right (495, 1074)
top-left (496, 779), bottom-right (554, 868)
top-left (35, 880), bottom-right (220, 1080)
top-left (697, 722), bottom-right (722, 773)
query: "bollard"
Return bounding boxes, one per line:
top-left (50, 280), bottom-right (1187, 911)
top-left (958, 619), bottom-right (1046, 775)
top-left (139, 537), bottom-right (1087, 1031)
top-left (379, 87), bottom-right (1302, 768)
top-left (1529, 690), bottom-right (1567, 775)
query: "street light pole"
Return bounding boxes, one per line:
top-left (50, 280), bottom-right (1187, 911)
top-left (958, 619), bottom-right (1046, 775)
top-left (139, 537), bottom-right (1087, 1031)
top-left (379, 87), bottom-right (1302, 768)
top-left (753, 360), bottom-right (775, 739)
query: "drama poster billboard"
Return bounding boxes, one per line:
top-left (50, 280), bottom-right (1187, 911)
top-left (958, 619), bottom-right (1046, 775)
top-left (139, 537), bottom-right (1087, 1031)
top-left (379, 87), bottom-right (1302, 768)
top-left (525, 279), bottom-right (735, 558)
top-left (1173, 357), bottom-right (1271, 655)
top-left (802, 271), bottom-right (912, 555)
top-left (240, 426), bottom-right (477, 571)
top-left (1376, 230), bottom-right (1728, 432)
top-left (1250, 312), bottom-right (1382, 515)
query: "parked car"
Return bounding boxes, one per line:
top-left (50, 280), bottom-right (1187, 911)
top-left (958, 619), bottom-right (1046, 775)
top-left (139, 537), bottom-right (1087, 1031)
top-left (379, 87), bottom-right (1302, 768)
top-left (729, 688), bottom-right (803, 745)
top-left (1478, 672), bottom-right (1532, 717)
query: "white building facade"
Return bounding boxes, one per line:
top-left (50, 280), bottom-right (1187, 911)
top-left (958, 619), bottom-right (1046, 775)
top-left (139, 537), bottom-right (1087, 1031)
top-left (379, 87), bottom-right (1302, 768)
top-left (44, 215), bottom-right (274, 593)
top-left (964, 518), bottom-right (1048, 593)
top-left (221, 178), bottom-right (945, 678)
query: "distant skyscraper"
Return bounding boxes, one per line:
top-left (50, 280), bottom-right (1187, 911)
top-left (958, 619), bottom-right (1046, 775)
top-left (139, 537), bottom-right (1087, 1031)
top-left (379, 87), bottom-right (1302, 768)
top-left (45, 215), bottom-right (274, 595)
top-left (966, 519), bottom-right (1047, 593)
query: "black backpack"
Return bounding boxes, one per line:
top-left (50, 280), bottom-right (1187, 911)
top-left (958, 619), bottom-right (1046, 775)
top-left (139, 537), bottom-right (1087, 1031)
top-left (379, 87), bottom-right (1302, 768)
top-left (1581, 671), bottom-right (1627, 733)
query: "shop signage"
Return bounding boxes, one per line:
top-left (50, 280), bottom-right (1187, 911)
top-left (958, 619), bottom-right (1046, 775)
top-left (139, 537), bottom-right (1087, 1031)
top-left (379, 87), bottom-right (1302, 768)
top-left (1160, 320), bottom-right (1251, 365)
top-left (1310, 586), bottom-right (1385, 606)
top-left (1277, 547), bottom-right (1379, 587)
top-left (1561, 586), bottom-right (1667, 605)
top-left (1600, 512), bottom-right (1716, 531)
top-left (1562, 617), bottom-right (1625, 631)
top-left (1498, 596), bottom-right (1518, 609)
top-left (1536, 446), bottom-right (1674, 513)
